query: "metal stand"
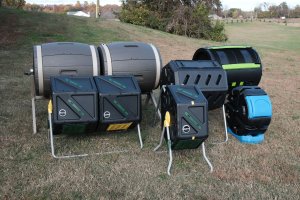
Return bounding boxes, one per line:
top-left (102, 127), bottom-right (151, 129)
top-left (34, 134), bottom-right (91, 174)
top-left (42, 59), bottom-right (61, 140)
top-left (145, 91), bottom-right (161, 120)
top-left (201, 142), bottom-right (213, 173)
top-left (31, 76), bottom-right (37, 134)
top-left (153, 86), bottom-right (166, 125)
top-left (166, 126), bottom-right (173, 175)
top-left (154, 112), bottom-right (213, 175)
top-left (137, 124), bottom-right (143, 149)
top-left (32, 97), bottom-right (37, 134)
top-left (30, 74), bottom-right (46, 134)
top-left (212, 105), bottom-right (229, 144)
top-left (47, 100), bottom-right (142, 159)
top-left (153, 126), bottom-right (165, 152)
top-left (154, 123), bottom-right (173, 175)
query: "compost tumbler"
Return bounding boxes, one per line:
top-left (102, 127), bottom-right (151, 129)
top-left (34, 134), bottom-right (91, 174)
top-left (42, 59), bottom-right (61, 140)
top-left (160, 85), bottom-right (208, 150)
top-left (225, 86), bottom-right (272, 143)
top-left (98, 42), bottom-right (162, 93)
top-left (50, 76), bottom-right (99, 135)
top-left (192, 46), bottom-right (262, 89)
top-left (33, 42), bottom-right (100, 97)
top-left (160, 60), bottom-right (228, 110)
top-left (94, 75), bottom-right (142, 132)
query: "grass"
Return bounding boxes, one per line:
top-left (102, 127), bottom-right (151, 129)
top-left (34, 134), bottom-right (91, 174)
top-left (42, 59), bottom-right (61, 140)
top-left (1, 8), bottom-right (300, 199)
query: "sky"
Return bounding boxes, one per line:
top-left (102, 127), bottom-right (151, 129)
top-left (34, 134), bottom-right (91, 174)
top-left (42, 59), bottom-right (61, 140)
top-left (26, 0), bottom-right (300, 11)
top-left (26, 0), bottom-right (122, 6)
top-left (222, 0), bottom-right (299, 11)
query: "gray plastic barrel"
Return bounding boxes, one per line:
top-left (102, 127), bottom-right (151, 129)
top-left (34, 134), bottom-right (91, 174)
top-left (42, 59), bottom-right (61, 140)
top-left (33, 42), bottom-right (100, 97)
top-left (98, 42), bottom-right (162, 93)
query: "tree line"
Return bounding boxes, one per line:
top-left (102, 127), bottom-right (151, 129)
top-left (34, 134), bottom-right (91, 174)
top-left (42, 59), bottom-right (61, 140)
top-left (221, 2), bottom-right (300, 19)
top-left (1, 0), bottom-right (26, 8)
top-left (0, 0), bottom-right (97, 14)
top-left (2, 0), bottom-right (299, 42)
top-left (254, 2), bottom-right (300, 18)
top-left (25, 1), bottom-right (97, 14)
top-left (119, 0), bottom-right (227, 42)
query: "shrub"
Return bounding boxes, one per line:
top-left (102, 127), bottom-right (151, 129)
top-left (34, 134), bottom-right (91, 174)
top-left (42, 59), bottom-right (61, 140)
top-left (119, 1), bottom-right (227, 42)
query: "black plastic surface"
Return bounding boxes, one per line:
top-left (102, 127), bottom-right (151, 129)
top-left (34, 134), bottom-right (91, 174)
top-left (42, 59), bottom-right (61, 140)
top-left (160, 60), bottom-right (228, 110)
top-left (161, 85), bottom-right (208, 150)
top-left (51, 76), bottom-right (98, 134)
top-left (94, 76), bottom-right (141, 131)
top-left (193, 47), bottom-right (262, 89)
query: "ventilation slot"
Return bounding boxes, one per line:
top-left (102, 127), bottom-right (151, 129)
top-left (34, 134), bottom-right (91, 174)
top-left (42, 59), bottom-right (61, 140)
top-left (216, 74), bottom-right (222, 85)
top-left (183, 75), bottom-right (190, 85)
top-left (205, 75), bottom-right (211, 85)
top-left (194, 75), bottom-right (201, 85)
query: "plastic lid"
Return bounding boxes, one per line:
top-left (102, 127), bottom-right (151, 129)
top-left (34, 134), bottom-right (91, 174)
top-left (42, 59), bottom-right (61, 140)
top-left (246, 95), bottom-right (272, 119)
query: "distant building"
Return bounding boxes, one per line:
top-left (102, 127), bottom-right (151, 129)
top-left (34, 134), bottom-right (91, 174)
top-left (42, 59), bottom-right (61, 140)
top-left (67, 11), bottom-right (90, 18)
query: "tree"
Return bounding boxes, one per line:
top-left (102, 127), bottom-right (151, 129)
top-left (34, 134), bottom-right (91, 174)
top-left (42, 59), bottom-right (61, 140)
top-left (3, 0), bottom-right (26, 8)
top-left (119, 0), bottom-right (227, 41)
top-left (290, 5), bottom-right (300, 18)
top-left (75, 1), bottom-right (81, 9)
top-left (222, 5), bottom-right (229, 18)
top-left (228, 8), bottom-right (242, 18)
top-left (83, 1), bottom-right (89, 11)
top-left (278, 2), bottom-right (289, 17)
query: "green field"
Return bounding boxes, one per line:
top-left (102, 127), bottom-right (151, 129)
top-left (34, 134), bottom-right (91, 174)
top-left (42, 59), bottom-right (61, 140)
top-left (1, 8), bottom-right (300, 199)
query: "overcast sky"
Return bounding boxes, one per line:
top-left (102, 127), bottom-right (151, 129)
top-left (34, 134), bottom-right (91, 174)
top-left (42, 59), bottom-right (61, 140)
top-left (26, 0), bottom-right (300, 11)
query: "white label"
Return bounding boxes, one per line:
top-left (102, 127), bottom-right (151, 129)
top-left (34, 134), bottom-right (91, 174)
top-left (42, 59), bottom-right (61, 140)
top-left (104, 111), bottom-right (111, 119)
top-left (59, 109), bottom-right (67, 117)
top-left (182, 125), bottom-right (190, 134)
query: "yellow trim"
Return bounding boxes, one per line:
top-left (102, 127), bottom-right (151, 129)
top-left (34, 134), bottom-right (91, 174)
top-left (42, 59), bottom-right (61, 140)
top-left (164, 112), bottom-right (171, 127)
top-left (48, 100), bottom-right (52, 114)
top-left (107, 122), bottom-right (133, 131)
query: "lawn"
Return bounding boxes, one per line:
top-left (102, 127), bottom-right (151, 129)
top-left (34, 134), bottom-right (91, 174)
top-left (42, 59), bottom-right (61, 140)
top-left (0, 8), bottom-right (299, 199)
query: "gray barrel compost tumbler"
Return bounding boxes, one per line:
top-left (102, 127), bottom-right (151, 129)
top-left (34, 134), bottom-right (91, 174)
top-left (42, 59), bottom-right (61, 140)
top-left (98, 42), bottom-right (162, 93)
top-left (33, 42), bottom-right (100, 97)
top-left (30, 41), bottom-right (163, 134)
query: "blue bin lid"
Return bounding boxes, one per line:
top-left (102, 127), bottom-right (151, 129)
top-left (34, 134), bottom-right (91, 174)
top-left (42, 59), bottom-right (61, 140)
top-left (245, 95), bottom-right (272, 119)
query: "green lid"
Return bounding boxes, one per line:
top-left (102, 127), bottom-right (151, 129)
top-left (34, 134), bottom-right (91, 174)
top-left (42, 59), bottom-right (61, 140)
top-left (209, 45), bottom-right (251, 49)
top-left (222, 63), bottom-right (260, 70)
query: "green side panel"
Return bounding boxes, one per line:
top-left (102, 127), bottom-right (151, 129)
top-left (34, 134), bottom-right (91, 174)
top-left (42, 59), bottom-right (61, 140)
top-left (209, 45), bottom-right (251, 49)
top-left (172, 139), bottom-right (203, 150)
top-left (222, 63), bottom-right (260, 70)
top-left (62, 124), bottom-right (86, 134)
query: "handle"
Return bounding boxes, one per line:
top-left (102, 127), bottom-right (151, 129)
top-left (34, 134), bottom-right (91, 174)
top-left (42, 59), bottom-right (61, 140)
top-left (60, 70), bottom-right (77, 75)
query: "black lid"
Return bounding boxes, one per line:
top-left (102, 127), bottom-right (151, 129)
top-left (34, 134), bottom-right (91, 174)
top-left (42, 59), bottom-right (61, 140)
top-left (94, 75), bottom-right (141, 94)
top-left (51, 76), bottom-right (97, 93)
top-left (167, 85), bottom-right (207, 104)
